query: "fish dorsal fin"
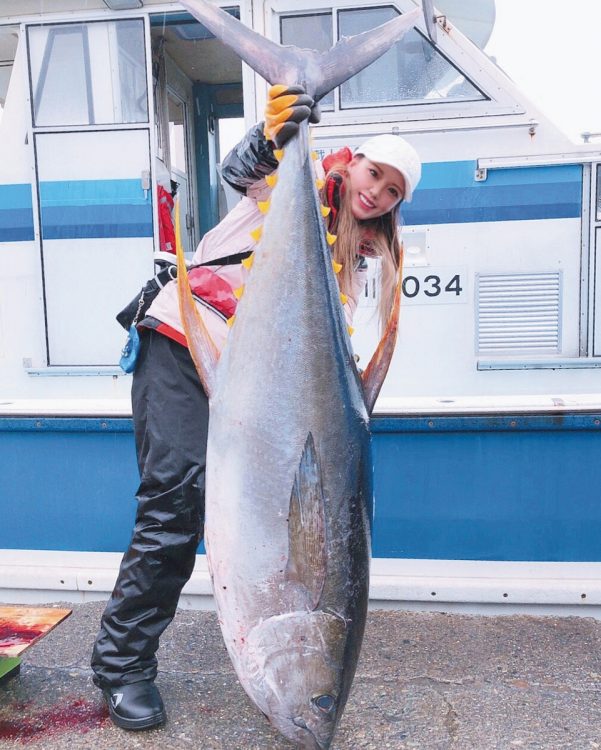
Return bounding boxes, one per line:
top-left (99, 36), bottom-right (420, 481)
top-left (285, 433), bottom-right (327, 609)
top-left (361, 249), bottom-right (404, 414)
top-left (180, 0), bottom-right (421, 98)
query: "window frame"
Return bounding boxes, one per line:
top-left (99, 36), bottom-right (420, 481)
top-left (269, 0), bottom-right (525, 127)
top-left (30, 24), bottom-right (95, 127)
top-left (26, 17), bottom-right (149, 130)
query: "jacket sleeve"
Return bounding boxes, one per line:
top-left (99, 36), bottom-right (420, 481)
top-left (221, 122), bottom-right (279, 195)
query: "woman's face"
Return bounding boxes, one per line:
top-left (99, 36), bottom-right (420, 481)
top-left (346, 155), bottom-right (405, 220)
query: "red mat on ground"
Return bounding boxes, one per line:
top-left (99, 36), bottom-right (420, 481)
top-left (0, 606), bottom-right (72, 658)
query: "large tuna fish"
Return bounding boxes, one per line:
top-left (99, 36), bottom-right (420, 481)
top-left (175, 2), bottom-right (421, 747)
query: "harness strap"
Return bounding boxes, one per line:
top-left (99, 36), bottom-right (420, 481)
top-left (154, 250), bottom-right (254, 288)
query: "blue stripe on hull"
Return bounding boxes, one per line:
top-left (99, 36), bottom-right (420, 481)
top-left (40, 206), bottom-right (153, 239)
top-left (406, 201), bottom-right (580, 225)
top-left (0, 419), bottom-right (138, 553)
top-left (1, 414), bottom-right (600, 562)
top-left (371, 414), bottom-right (601, 562)
top-left (0, 183), bottom-right (34, 209)
top-left (0, 163), bottom-right (584, 242)
top-left (39, 179), bottom-right (149, 206)
top-left (404, 163), bottom-right (582, 225)
top-left (39, 179), bottom-right (153, 240)
top-left (0, 209), bottom-right (35, 241)
top-left (0, 185), bottom-right (35, 241)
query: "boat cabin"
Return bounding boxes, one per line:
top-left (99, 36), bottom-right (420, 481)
top-left (1, 1), bottom-right (600, 614)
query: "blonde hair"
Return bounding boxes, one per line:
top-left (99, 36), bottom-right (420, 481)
top-left (322, 157), bottom-right (402, 330)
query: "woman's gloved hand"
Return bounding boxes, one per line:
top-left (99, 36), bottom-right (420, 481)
top-left (264, 84), bottom-right (321, 149)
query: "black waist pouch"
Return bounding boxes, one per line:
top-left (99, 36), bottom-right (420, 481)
top-left (116, 276), bottom-right (163, 331)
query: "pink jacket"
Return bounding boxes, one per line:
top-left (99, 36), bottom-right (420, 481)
top-left (144, 176), bottom-right (366, 354)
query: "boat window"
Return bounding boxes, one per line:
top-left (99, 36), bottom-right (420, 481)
top-left (0, 26), bottom-right (19, 127)
top-left (279, 6), bottom-right (485, 111)
top-left (28, 19), bottom-right (148, 127)
top-left (338, 7), bottom-right (484, 107)
top-left (168, 94), bottom-right (187, 174)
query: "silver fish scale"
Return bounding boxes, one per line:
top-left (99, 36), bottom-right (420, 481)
top-left (204, 125), bottom-right (372, 737)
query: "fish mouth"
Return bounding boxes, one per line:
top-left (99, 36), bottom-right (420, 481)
top-left (292, 716), bottom-right (329, 750)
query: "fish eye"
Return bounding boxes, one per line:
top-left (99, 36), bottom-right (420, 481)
top-left (312, 694), bottom-right (336, 713)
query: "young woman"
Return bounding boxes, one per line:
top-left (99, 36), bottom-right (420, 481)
top-left (91, 86), bottom-right (421, 731)
top-left (319, 131), bottom-right (421, 331)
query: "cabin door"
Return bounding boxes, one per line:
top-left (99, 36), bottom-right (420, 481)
top-left (26, 18), bottom-right (154, 367)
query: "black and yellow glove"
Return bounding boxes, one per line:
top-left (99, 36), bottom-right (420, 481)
top-left (264, 84), bottom-right (321, 149)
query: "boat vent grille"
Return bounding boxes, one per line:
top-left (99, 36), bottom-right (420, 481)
top-left (476, 272), bottom-right (562, 354)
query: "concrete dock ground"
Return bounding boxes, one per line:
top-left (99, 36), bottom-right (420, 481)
top-left (1, 601), bottom-right (601, 749)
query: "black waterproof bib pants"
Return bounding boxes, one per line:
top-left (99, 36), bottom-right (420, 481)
top-left (91, 329), bottom-right (208, 687)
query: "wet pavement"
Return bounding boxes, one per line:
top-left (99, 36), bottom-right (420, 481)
top-left (1, 601), bottom-right (601, 749)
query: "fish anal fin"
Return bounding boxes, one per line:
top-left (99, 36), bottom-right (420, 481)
top-left (361, 249), bottom-right (404, 414)
top-left (285, 433), bottom-right (327, 609)
top-left (175, 230), bottom-right (219, 397)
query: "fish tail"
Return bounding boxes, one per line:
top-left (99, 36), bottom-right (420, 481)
top-left (180, 0), bottom-right (422, 98)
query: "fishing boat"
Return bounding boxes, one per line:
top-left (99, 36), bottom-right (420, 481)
top-left (1, 0), bottom-right (600, 616)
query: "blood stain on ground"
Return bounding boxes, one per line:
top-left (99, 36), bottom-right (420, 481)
top-left (0, 699), bottom-right (108, 742)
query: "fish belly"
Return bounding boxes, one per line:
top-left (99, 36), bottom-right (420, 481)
top-left (204, 134), bottom-right (371, 696)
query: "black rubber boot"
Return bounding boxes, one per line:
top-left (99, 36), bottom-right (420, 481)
top-left (102, 681), bottom-right (166, 731)
top-left (91, 331), bottom-right (208, 688)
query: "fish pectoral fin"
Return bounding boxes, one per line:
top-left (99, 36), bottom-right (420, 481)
top-left (175, 224), bottom-right (219, 398)
top-left (361, 251), bottom-right (403, 415)
top-left (285, 433), bottom-right (327, 609)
